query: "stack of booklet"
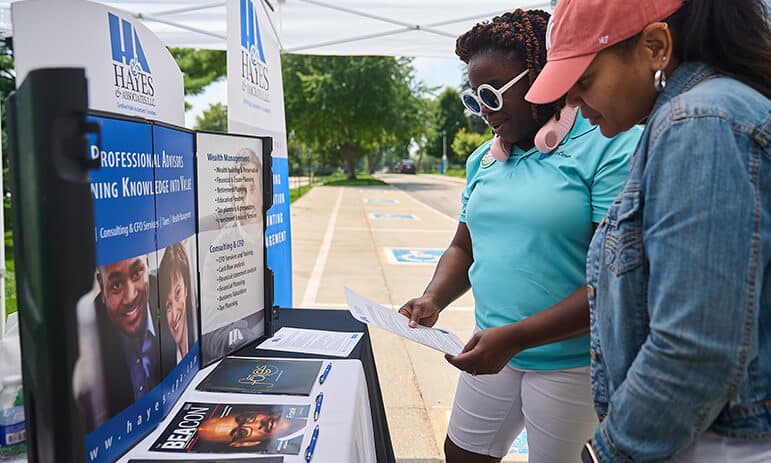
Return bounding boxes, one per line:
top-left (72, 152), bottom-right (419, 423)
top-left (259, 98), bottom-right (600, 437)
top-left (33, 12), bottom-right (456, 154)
top-left (130, 357), bottom-right (324, 462)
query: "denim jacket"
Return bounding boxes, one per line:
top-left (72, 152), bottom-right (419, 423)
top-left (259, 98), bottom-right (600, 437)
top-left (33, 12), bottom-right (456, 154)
top-left (586, 62), bottom-right (771, 462)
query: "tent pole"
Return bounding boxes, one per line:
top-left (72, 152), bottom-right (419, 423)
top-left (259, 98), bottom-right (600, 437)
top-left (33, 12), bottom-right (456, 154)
top-left (295, 0), bottom-right (455, 38)
top-left (424, 4), bottom-right (553, 28)
top-left (135, 13), bottom-right (226, 41)
top-left (147, 2), bottom-right (225, 17)
top-left (286, 26), bottom-right (419, 53)
top-left (260, 0), bottom-right (285, 51)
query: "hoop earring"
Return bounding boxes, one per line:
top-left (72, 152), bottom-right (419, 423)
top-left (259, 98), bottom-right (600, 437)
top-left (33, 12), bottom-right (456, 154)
top-left (654, 69), bottom-right (667, 92)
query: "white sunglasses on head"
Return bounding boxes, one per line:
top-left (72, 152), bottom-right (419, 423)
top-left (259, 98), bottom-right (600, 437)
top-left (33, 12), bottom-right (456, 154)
top-left (460, 68), bottom-right (529, 116)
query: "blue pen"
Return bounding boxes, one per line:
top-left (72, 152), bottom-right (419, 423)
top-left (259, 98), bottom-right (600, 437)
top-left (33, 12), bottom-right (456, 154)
top-left (305, 424), bottom-right (320, 462)
top-left (318, 363), bottom-right (332, 384)
top-left (313, 392), bottom-right (324, 421)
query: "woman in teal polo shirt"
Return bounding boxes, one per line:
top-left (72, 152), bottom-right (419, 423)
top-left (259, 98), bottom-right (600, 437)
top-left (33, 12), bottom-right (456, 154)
top-left (398, 9), bottom-right (641, 463)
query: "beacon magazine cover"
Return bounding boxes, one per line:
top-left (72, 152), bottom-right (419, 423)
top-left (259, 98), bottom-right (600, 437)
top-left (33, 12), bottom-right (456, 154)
top-left (152, 402), bottom-right (309, 455)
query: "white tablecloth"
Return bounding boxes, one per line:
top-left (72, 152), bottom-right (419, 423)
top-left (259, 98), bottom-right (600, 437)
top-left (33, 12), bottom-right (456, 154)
top-left (119, 358), bottom-right (376, 463)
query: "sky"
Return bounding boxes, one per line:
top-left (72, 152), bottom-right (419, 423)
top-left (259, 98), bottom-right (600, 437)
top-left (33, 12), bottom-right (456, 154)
top-left (183, 56), bottom-right (465, 128)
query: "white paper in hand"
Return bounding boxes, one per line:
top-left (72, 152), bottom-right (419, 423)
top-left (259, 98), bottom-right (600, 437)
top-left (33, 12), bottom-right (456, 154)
top-left (344, 288), bottom-right (465, 356)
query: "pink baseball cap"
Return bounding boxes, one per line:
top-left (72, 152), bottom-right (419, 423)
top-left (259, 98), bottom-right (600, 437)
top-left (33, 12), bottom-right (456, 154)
top-left (525, 0), bottom-right (684, 104)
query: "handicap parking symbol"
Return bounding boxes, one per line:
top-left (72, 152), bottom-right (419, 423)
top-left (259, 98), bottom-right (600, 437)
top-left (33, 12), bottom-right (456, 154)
top-left (365, 198), bottom-right (399, 204)
top-left (385, 248), bottom-right (443, 265)
top-left (508, 430), bottom-right (528, 455)
top-left (370, 213), bottom-right (417, 220)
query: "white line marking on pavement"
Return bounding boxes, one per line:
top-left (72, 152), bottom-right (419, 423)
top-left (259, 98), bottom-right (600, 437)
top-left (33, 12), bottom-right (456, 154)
top-left (301, 188), bottom-right (344, 307)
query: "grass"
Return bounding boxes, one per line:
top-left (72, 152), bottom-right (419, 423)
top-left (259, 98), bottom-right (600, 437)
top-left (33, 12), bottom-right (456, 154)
top-left (420, 168), bottom-right (466, 178)
top-left (322, 173), bottom-right (387, 187)
top-left (443, 168), bottom-right (466, 178)
top-left (5, 230), bottom-right (16, 317)
top-left (289, 183), bottom-right (315, 203)
top-left (289, 172), bottom-right (387, 203)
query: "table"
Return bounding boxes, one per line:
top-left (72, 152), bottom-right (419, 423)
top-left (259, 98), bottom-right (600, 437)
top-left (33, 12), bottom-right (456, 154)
top-left (118, 308), bottom-right (395, 463)
top-left (119, 358), bottom-right (375, 463)
top-left (240, 309), bottom-right (395, 463)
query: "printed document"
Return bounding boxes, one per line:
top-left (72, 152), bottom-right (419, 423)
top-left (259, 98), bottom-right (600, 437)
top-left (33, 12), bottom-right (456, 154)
top-left (344, 288), bottom-right (466, 356)
top-left (256, 327), bottom-right (363, 357)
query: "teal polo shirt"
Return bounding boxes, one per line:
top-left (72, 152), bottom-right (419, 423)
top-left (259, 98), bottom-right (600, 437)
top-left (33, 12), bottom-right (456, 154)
top-left (460, 115), bottom-right (641, 370)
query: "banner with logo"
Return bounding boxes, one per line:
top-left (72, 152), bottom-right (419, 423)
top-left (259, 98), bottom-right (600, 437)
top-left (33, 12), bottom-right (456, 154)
top-left (227, 0), bottom-right (292, 307)
top-left (78, 114), bottom-right (199, 463)
top-left (12, 0), bottom-right (184, 126)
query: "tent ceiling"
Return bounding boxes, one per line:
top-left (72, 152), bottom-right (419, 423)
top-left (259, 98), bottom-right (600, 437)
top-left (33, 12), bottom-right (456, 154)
top-left (0, 0), bottom-right (554, 56)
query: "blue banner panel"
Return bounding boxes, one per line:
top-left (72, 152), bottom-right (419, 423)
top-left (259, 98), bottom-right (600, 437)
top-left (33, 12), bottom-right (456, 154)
top-left (84, 345), bottom-right (199, 463)
top-left (88, 115), bottom-right (156, 266)
top-left (152, 125), bottom-right (200, 382)
top-left (160, 343), bottom-right (200, 419)
top-left (266, 156), bottom-right (292, 307)
top-left (82, 116), bottom-right (202, 463)
top-left (152, 125), bottom-right (196, 249)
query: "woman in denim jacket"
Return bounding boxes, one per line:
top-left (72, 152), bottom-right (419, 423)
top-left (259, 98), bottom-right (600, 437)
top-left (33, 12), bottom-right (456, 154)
top-left (526, 0), bottom-right (771, 461)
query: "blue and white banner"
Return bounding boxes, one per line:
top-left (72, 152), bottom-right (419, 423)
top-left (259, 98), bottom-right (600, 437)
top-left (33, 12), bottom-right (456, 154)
top-left (89, 115), bottom-right (156, 265)
top-left (227, 0), bottom-right (292, 307)
top-left (77, 115), bottom-right (199, 463)
top-left (12, 0), bottom-right (184, 125)
top-left (151, 124), bottom-right (199, 390)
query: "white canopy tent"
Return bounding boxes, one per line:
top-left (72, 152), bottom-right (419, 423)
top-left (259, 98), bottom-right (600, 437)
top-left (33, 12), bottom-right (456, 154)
top-left (0, 0), bottom-right (554, 56)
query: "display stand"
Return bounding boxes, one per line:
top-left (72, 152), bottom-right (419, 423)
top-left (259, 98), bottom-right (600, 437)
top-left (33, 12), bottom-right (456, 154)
top-left (6, 68), bottom-right (393, 463)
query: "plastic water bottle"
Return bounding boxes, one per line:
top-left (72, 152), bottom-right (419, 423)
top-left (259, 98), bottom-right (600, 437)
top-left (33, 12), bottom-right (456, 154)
top-left (0, 374), bottom-right (25, 459)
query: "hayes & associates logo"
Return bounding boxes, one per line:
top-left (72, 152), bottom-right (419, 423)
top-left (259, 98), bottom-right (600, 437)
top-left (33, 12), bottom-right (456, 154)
top-left (108, 12), bottom-right (156, 108)
top-left (240, 0), bottom-right (270, 103)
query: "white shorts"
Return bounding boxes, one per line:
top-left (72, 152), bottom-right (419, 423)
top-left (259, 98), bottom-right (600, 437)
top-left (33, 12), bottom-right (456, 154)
top-left (447, 364), bottom-right (597, 462)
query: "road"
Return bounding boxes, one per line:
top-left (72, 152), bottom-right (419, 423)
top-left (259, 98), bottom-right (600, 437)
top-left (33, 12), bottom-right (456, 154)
top-left (377, 173), bottom-right (465, 221)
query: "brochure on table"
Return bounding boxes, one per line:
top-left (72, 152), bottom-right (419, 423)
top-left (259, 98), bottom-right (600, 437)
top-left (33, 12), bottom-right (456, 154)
top-left (118, 358), bottom-right (377, 462)
top-left (75, 111), bottom-right (276, 463)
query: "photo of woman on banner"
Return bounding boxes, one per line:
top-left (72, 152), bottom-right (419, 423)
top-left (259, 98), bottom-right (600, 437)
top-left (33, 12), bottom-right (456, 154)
top-left (158, 240), bottom-right (198, 373)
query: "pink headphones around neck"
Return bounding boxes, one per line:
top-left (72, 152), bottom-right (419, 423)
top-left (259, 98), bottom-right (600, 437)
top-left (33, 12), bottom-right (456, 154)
top-left (535, 105), bottom-right (579, 153)
top-left (489, 105), bottom-right (579, 162)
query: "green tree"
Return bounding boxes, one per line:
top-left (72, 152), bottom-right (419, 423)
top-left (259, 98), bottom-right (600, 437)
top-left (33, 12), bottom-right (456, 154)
top-left (282, 55), bottom-right (427, 180)
top-left (0, 42), bottom-right (16, 202)
top-left (451, 127), bottom-right (491, 161)
top-left (426, 88), bottom-right (470, 164)
top-left (0, 41), bottom-right (16, 167)
top-left (169, 48), bottom-right (226, 109)
top-left (194, 103), bottom-right (228, 132)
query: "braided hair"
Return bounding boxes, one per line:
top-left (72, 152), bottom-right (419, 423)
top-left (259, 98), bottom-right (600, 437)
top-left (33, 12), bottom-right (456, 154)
top-left (456, 9), bottom-right (564, 125)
